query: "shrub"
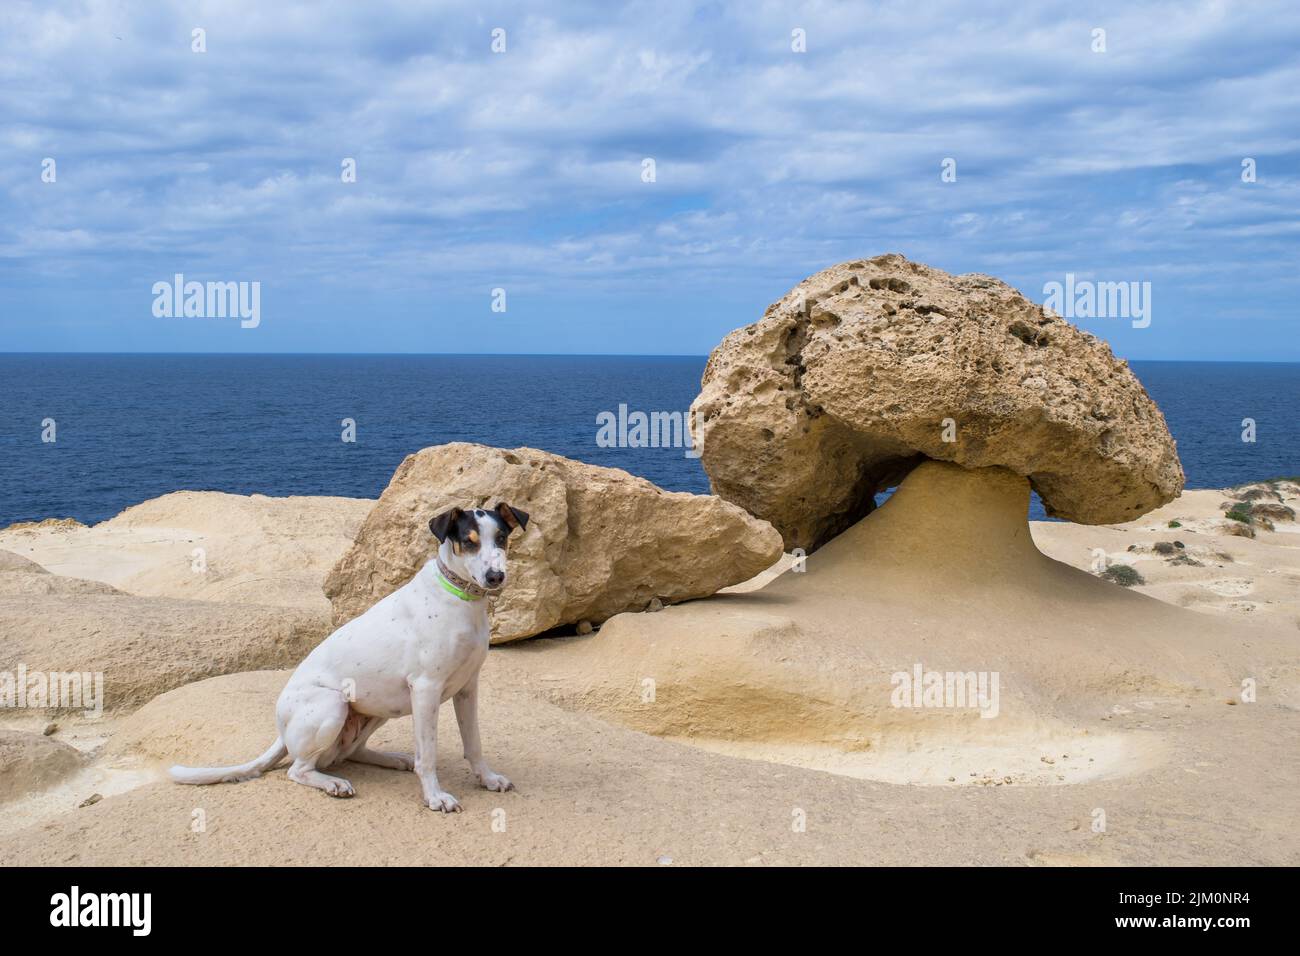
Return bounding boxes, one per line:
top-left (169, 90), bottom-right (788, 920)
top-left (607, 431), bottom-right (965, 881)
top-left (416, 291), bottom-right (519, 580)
top-left (1101, 565), bottom-right (1144, 587)
top-left (1167, 520), bottom-right (1181, 528)
top-left (1224, 503), bottom-right (1253, 524)
top-left (1238, 487), bottom-right (1281, 502)
top-left (1251, 503), bottom-right (1295, 523)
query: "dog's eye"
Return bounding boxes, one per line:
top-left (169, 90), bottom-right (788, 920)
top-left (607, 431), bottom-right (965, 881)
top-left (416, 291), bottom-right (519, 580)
top-left (496, 534), bottom-right (508, 547)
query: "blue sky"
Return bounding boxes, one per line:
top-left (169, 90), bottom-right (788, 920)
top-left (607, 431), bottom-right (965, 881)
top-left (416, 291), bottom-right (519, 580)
top-left (1, 0), bottom-right (1297, 359)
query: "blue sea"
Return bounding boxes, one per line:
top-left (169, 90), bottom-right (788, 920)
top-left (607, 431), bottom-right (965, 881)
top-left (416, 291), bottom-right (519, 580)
top-left (1, 355), bottom-right (1296, 526)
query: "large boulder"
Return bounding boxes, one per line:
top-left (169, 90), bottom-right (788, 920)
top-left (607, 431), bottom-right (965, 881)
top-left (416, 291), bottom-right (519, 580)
top-left (690, 253), bottom-right (1184, 551)
top-left (324, 443), bottom-right (783, 642)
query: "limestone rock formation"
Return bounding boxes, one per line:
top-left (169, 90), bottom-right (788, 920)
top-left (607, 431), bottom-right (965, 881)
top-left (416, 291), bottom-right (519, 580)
top-left (324, 443), bottom-right (783, 642)
top-left (524, 461), bottom-right (1294, 758)
top-left (0, 550), bottom-right (118, 597)
top-left (0, 492), bottom-right (373, 613)
top-left (689, 253), bottom-right (1184, 550)
top-left (0, 550), bottom-right (46, 573)
top-left (0, 730), bottom-right (84, 802)
top-left (0, 495), bottom-right (375, 714)
top-left (0, 554), bottom-right (327, 713)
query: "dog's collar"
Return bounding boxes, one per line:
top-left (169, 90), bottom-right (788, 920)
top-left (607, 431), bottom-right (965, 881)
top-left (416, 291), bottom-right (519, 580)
top-left (435, 557), bottom-right (495, 601)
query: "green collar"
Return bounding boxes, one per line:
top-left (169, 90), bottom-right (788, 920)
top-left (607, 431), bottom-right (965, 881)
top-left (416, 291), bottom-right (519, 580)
top-left (435, 558), bottom-right (485, 601)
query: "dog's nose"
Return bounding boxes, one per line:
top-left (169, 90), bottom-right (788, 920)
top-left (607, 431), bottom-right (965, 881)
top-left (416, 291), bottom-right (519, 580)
top-left (485, 570), bottom-right (505, 588)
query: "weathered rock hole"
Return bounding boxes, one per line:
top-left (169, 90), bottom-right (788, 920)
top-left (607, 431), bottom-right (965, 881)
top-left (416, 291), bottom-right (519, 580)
top-left (1008, 319), bottom-right (1049, 346)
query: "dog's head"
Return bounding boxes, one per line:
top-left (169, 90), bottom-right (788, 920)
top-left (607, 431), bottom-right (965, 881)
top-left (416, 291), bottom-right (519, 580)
top-left (428, 502), bottom-right (530, 592)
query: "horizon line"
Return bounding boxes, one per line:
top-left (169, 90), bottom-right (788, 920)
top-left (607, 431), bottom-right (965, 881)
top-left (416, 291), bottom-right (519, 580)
top-left (2, 351), bottom-right (1298, 365)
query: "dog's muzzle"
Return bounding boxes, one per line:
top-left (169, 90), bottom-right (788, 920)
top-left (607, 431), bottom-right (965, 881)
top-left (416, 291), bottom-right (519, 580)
top-left (436, 557), bottom-right (503, 601)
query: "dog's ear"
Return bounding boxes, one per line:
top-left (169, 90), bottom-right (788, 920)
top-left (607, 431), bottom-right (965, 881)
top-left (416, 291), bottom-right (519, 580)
top-left (428, 507), bottom-right (464, 543)
top-left (495, 502), bottom-right (529, 533)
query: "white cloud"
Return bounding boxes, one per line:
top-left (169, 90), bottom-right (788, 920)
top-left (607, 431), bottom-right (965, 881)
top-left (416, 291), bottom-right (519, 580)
top-left (0, 0), bottom-right (1297, 354)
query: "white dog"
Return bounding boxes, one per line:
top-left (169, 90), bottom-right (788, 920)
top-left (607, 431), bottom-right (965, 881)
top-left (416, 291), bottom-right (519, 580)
top-left (170, 502), bottom-right (528, 812)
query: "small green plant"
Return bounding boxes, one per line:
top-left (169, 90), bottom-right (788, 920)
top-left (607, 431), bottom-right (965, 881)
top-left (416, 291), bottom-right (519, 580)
top-left (1167, 520), bottom-right (1181, 528)
top-left (1224, 503), bottom-right (1253, 524)
top-left (1101, 564), bottom-right (1144, 587)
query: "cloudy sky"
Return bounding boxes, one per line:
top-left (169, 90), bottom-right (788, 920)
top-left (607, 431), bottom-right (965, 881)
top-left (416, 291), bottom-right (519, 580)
top-left (2, 0), bottom-right (1297, 358)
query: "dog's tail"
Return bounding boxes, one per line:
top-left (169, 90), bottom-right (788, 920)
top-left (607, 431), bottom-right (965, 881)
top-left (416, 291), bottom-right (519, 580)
top-left (168, 737), bottom-right (288, 786)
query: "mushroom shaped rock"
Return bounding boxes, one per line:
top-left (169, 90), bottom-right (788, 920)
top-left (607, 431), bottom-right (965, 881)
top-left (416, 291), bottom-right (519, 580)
top-left (521, 460), bottom-right (1297, 772)
top-left (689, 253), bottom-right (1184, 551)
top-left (323, 443), bottom-right (784, 642)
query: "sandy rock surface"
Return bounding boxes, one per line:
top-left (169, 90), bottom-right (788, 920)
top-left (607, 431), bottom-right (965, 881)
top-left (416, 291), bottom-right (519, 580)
top-left (1, 587), bottom-right (326, 714)
top-left (0, 730), bottom-right (85, 803)
top-left (2, 659), bottom-right (1295, 866)
top-left (325, 443), bottom-right (782, 641)
top-left (0, 550), bottom-right (118, 597)
top-left (1033, 480), bottom-right (1300, 625)
top-left (517, 463), bottom-right (1296, 759)
top-left (0, 493), bottom-right (372, 713)
top-left (1, 478), bottom-right (1296, 865)
top-left (691, 254), bottom-right (1184, 550)
top-left (0, 491), bottom-right (372, 612)
top-left (0, 550), bottom-right (48, 573)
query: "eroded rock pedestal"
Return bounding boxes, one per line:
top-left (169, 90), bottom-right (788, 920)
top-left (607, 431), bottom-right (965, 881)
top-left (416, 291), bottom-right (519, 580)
top-left (512, 461), bottom-right (1295, 780)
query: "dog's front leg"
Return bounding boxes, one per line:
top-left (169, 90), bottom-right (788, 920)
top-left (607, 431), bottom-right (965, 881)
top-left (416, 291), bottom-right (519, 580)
top-left (410, 677), bottom-right (461, 813)
top-left (454, 675), bottom-right (513, 792)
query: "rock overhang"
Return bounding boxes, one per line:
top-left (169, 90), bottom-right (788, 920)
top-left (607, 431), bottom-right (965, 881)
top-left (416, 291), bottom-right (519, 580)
top-left (689, 254), bottom-right (1185, 551)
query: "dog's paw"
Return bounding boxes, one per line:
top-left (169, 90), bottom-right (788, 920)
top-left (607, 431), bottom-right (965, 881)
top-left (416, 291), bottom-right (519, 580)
top-left (325, 778), bottom-right (355, 798)
top-left (425, 791), bottom-right (462, 813)
top-left (386, 752), bottom-right (415, 772)
top-left (479, 771), bottom-right (514, 793)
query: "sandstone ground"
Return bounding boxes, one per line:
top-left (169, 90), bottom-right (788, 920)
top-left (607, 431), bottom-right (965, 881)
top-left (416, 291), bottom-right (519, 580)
top-left (1, 482), bottom-right (1295, 866)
